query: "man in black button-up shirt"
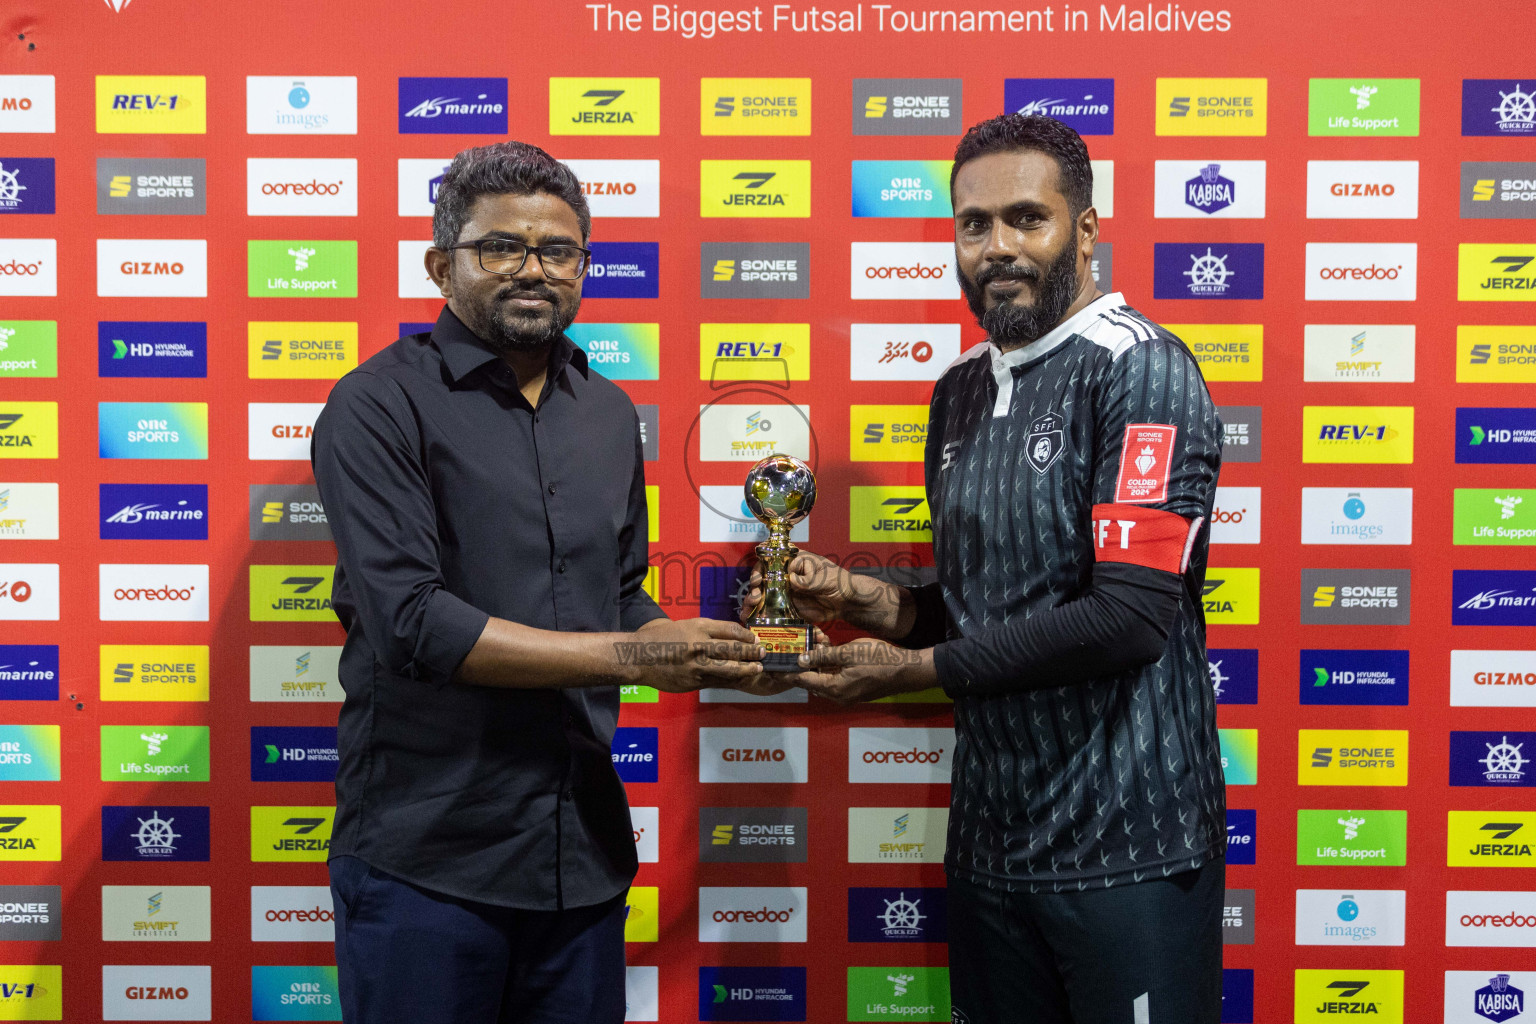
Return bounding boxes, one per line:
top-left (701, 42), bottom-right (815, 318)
top-left (311, 141), bottom-right (767, 1024)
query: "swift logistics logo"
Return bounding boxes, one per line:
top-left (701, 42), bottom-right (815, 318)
top-left (0, 75), bottom-right (56, 133)
top-left (700, 323), bottom-right (808, 381)
top-left (0, 321), bottom-right (56, 378)
top-left (848, 808), bottom-right (948, 863)
top-left (698, 807), bottom-right (807, 863)
top-left (247, 158), bottom-right (357, 216)
top-left (397, 77), bottom-right (507, 134)
top-left (1301, 568), bottom-right (1411, 625)
top-left (1460, 244), bottom-right (1536, 302)
top-left (100, 484), bottom-right (208, 541)
top-left (97, 158), bottom-right (206, 215)
top-left (100, 725), bottom-right (210, 782)
top-left (1294, 971), bottom-right (1404, 1023)
top-left (701, 242), bottom-right (809, 299)
top-left (1200, 568), bottom-right (1260, 624)
top-left (1458, 325), bottom-right (1536, 383)
top-left (698, 966), bottom-right (807, 1021)
top-left (249, 646), bottom-right (343, 703)
top-left (1449, 731), bottom-right (1535, 788)
top-left (101, 805), bottom-right (209, 862)
top-left (1153, 160), bottom-right (1266, 218)
top-left (1302, 406), bottom-right (1414, 464)
top-left (1307, 79), bottom-right (1420, 136)
top-left (98, 402), bottom-right (208, 460)
top-left (0, 726), bottom-right (59, 781)
top-left (1300, 487), bottom-right (1414, 545)
top-left (96, 239), bottom-right (207, 298)
top-left (549, 78), bottom-right (659, 135)
top-left (1305, 242), bottom-right (1418, 301)
top-left (98, 321), bottom-right (207, 378)
top-left (95, 75), bottom-right (206, 133)
top-left (852, 78), bottom-right (962, 135)
top-left (1303, 324), bottom-right (1416, 382)
top-left (695, 403), bottom-right (812, 462)
top-left (251, 727), bottom-right (339, 782)
top-left (848, 888), bottom-right (948, 943)
top-left (1300, 650), bottom-right (1409, 705)
top-left (100, 645), bottom-right (209, 702)
top-left (250, 806), bottom-right (334, 862)
top-left (1453, 570), bottom-right (1536, 626)
top-left (1450, 649), bottom-right (1536, 708)
top-left (249, 566), bottom-right (334, 623)
top-left (1306, 160), bottom-right (1420, 218)
top-left (1455, 488), bottom-right (1536, 545)
top-left (0, 158), bottom-right (53, 214)
top-left (851, 160), bottom-right (952, 217)
top-left (1209, 648), bottom-right (1258, 704)
top-left (248, 240), bottom-right (358, 298)
top-left (1298, 729), bottom-right (1408, 786)
top-left (1464, 80), bottom-right (1536, 136)
top-left (250, 485), bottom-right (330, 541)
top-left (1296, 809), bottom-right (1408, 866)
top-left (1168, 324), bottom-right (1262, 381)
top-left (0, 484), bottom-right (59, 540)
top-left (0, 645), bottom-right (58, 701)
top-left (1153, 243), bottom-right (1264, 299)
top-left (1219, 729), bottom-right (1258, 785)
top-left (1462, 161), bottom-right (1536, 219)
top-left (851, 406), bottom-right (928, 462)
top-left (850, 487), bottom-right (931, 542)
top-left (701, 78), bottom-right (810, 135)
top-left (1156, 78), bottom-right (1267, 135)
top-left (100, 884), bottom-right (212, 942)
top-left (701, 161), bottom-right (811, 217)
top-left (585, 242), bottom-right (660, 298)
top-left (246, 76), bottom-right (358, 134)
top-left (248, 321), bottom-right (357, 379)
top-left (1458, 408), bottom-right (1536, 463)
top-left (1004, 78), bottom-right (1114, 134)
top-left (1447, 812), bottom-right (1536, 867)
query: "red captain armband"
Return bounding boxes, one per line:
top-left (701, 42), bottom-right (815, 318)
top-left (1090, 503), bottom-right (1203, 574)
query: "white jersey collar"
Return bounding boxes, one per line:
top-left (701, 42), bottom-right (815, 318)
top-left (988, 291), bottom-right (1124, 417)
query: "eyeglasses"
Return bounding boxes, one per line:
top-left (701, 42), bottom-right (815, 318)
top-left (445, 238), bottom-right (592, 280)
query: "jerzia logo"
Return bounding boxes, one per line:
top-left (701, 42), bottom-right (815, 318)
top-left (701, 161), bottom-right (810, 218)
top-left (549, 78), bottom-right (659, 135)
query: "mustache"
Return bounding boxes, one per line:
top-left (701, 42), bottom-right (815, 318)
top-left (973, 262), bottom-right (1041, 289)
top-left (495, 283), bottom-right (559, 304)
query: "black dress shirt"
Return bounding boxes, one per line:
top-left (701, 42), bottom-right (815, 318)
top-left (310, 305), bottom-right (664, 910)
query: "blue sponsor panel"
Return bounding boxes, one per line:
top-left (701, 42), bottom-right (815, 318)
top-left (585, 242), bottom-right (660, 298)
top-left (97, 321), bottom-right (208, 378)
top-left (0, 157), bottom-right (55, 214)
top-left (398, 77), bottom-right (508, 134)
top-left (1300, 650), bottom-right (1409, 706)
top-left (850, 160), bottom-right (953, 218)
top-left (699, 966), bottom-right (807, 1022)
top-left (1208, 648), bottom-right (1257, 705)
top-left (251, 726), bottom-right (340, 782)
top-left (1225, 809), bottom-right (1256, 865)
top-left (1463, 80), bottom-right (1536, 136)
top-left (101, 804), bottom-right (210, 861)
top-left (1003, 78), bottom-right (1115, 135)
top-left (1450, 731), bottom-right (1536, 788)
top-left (1154, 243), bottom-right (1264, 300)
top-left (1457, 407), bottom-right (1536, 464)
top-left (251, 966), bottom-right (342, 1021)
top-left (0, 644), bottom-right (59, 700)
top-left (611, 726), bottom-right (658, 782)
top-left (1453, 570), bottom-right (1536, 626)
top-left (1221, 969), bottom-right (1254, 1023)
top-left (699, 565), bottom-right (753, 621)
top-left (399, 322), bottom-right (434, 337)
top-left (99, 483), bottom-right (209, 540)
top-left (847, 887), bottom-right (948, 943)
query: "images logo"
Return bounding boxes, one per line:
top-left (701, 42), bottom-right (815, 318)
top-left (250, 806), bottom-right (333, 862)
top-left (698, 966), bottom-right (807, 1022)
top-left (1464, 80), bottom-right (1536, 136)
top-left (699, 727), bottom-right (808, 783)
top-left (0, 158), bottom-right (53, 214)
top-left (850, 242), bottom-right (957, 300)
top-left (1201, 568), bottom-right (1260, 625)
top-left (851, 160), bottom-right (952, 218)
top-left (1460, 244), bottom-right (1536, 302)
top-left (1305, 242), bottom-right (1418, 301)
top-left (101, 805), bottom-right (208, 862)
top-left (1302, 407), bottom-right (1414, 464)
top-left (852, 78), bottom-right (962, 135)
top-left (584, 241), bottom-right (660, 299)
top-left (250, 965), bottom-right (341, 1021)
top-left (1450, 732), bottom-right (1535, 788)
top-left (97, 157), bottom-right (206, 215)
top-left (0, 75), bottom-right (56, 133)
top-left (1295, 889), bottom-right (1406, 946)
top-left (1300, 488), bottom-right (1413, 545)
top-left (1153, 243), bottom-right (1264, 300)
top-left (701, 78), bottom-right (810, 135)
top-left (249, 565), bottom-right (334, 623)
top-left (1153, 160), bottom-right (1265, 218)
top-left (246, 76), bottom-right (358, 134)
top-left (1306, 160), bottom-right (1420, 219)
top-left (398, 77), bottom-right (507, 134)
top-left (251, 726), bottom-right (339, 783)
top-left (1219, 728), bottom-right (1258, 785)
top-left (0, 645), bottom-right (58, 702)
top-left (1308, 79), bottom-right (1420, 136)
top-left (1296, 809), bottom-right (1407, 866)
top-left (1156, 78), bottom-right (1267, 136)
top-left (247, 402), bottom-right (323, 460)
top-left (96, 75), bottom-right (205, 134)
top-left (100, 644), bottom-right (209, 702)
top-left (699, 323), bottom-right (808, 381)
top-left (1453, 570), bottom-right (1536, 626)
top-left (699, 807), bottom-right (807, 863)
top-left (1004, 78), bottom-right (1113, 134)
top-left (247, 158), bottom-right (357, 217)
top-left (1209, 648), bottom-right (1258, 704)
top-left (248, 321), bottom-right (357, 379)
top-left (698, 887), bottom-right (807, 943)
top-left (700, 161), bottom-right (811, 218)
top-left (98, 321), bottom-right (207, 379)
top-left (1299, 729), bottom-right (1408, 786)
top-left (700, 242), bottom-right (809, 300)
top-left (1458, 325), bottom-right (1536, 383)
top-left (98, 402), bottom-right (208, 460)
top-left (549, 78), bottom-right (659, 135)
top-left (1303, 324), bottom-right (1416, 382)
top-left (248, 240), bottom-right (358, 298)
top-left (1301, 650), bottom-right (1409, 706)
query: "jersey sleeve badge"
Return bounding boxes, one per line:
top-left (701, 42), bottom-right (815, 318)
top-left (1114, 423), bottom-right (1178, 503)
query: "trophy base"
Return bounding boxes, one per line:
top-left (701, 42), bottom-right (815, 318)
top-left (750, 624), bottom-right (810, 673)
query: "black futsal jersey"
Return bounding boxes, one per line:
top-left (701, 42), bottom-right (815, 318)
top-left (924, 292), bottom-right (1225, 893)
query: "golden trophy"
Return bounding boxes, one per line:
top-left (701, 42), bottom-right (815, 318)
top-left (742, 453), bottom-right (817, 671)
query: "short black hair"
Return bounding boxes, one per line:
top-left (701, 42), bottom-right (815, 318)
top-left (432, 141), bottom-right (590, 250)
top-left (950, 114), bottom-right (1094, 219)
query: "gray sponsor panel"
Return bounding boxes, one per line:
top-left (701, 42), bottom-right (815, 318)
top-left (1090, 242), bottom-right (1112, 290)
top-left (1217, 406), bottom-right (1262, 463)
top-left (0, 884), bottom-right (61, 940)
top-left (1301, 568), bottom-right (1412, 625)
top-left (1460, 161), bottom-right (1536, 219)
top-left (701, 242), bottom-right (810, 299)
top-left (699, 807), bottom-right (808, 863)
top-left (249, 484), bottom-right (332, 541)
top-left (636, 404), bottom-right (659, 461)
top-left (1223, 888), bottom-right (1255, 945)
top-left (852, 79), bottom-right (964, 136)
top-left (97, 158), bottom-right (206, 215)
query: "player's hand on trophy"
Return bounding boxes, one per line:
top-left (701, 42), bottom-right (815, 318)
top-left (629, 617), bottom-right (765, 693)
top-left (742, 551), bottom-right (909, 639)
top-left (792, 637), bottom-right (937, 704)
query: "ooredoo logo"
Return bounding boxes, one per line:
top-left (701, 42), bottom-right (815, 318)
top-left (0, 240), bottom-right (56, 296)
top-left (251, 886), bottom-right (335, 942)
top-left (247, 158), bottom-right (357, 216)
top-left (1210, 486), bottom-right (1262, 544)
top-left (848, 727), bottom-right (954, 783)
top-left (851, 242), bottom-right (958, 300)
top-left (1305, 243), bottom-right (1417, 301)
top-left (1448, 891), bottom-right (1536, 947)
top-left (699, 727), bottom-right (808, 783)
top-left (99, 564), bottom-right (209, 622)
top-left (697, 886), bottom-right (807, 942)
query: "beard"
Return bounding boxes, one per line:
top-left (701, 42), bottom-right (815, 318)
top-left (461, 280), bottom-right (581, 354)
top-left (958, 236), bottom-right (1082, 348)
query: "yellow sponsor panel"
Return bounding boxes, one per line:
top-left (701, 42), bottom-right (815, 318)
top-left (549, 77), bottom-right (659, 135)
top-left (1458, 243), bottom-right (1536, 302)
top-left (1166, 324), bottom-right (1262, 382)
top-left (247, 322), bottom-right (358, 379)
top-left (1301, 406), bottom-right (1414, 464)
top-left (96, 75), bottom-right (206, 134)
top-left (1458, 325), bottom-right (1536, 382)
top-left (1155, 77), bottom-right (1267, 136)
top-left (249, 565), bottom-right (336, 623)
top-left (699, 323), bottom-right (810, 381)
top-left (1448, 811), bottom-right (1536, 867)
top-left (0, 805), bottom-right (61, 862)
top-left (700, 78), bottom-right (812, 136)
top-left (250, 805), bottom-right (333, 862)
top-left (643, 566), bottom-right (659, 602)
top-left (874, 688), bottom-right (953, 704)
top-left (99, 645), bottom-right (209, 702)
top-left (0, 402), bottom-right (58, 460)
top-left (0, 964), bottom-right (62, 1020)
top-left (1298, 729), bottom-right (1408, 786)
top-left (624, 885), bottom-right (658, 942)
top-left (1201, 567), bottom-right (1259, 625)
top-left (851, 405), bottom-right (929, 463)
top-left (700, 160), bottom-right (812, 218)
top-left (850, 486), bottom-right (932, 543)
top-left (645, 486), bottom-right (659, 543)
top-left (1294, 970), bottom-right (1403, 1024)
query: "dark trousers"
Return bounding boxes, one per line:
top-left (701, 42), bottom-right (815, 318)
top-left (948, 859), bottom-right (1225, 1024)
top-left (329, 855), bottom-right (628, 1024)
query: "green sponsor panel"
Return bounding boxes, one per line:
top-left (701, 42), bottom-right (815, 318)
top-left (101, 725), bottom-right (210, 781)
top-left (619, 685), bottom-right (659, 704)
top-left (1454, 488), bottom-right (1536, 545)
top-left (0, 320), bottom-right (58, 377)
top-left (248, 240), bottom-right (358, 298)
top-left (1308, 78), bottom-right (1420, 136)
top-left (847, 967), bottom-right (950, 1023)
top-left (1296, 809), bottom-right (1407, 866)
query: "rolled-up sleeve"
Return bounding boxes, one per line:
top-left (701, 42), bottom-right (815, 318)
top-left (617, 413), bottom-right (665, 631)
top-left (311, 371), bottom-right (490, 684)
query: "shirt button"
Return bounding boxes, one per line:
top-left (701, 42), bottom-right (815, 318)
top-left (548, 484), bottom-right (556, 495)
top-left (557, 561), bottom-right (567, 573)
top-left (562, 789), bottom-right (574, 801)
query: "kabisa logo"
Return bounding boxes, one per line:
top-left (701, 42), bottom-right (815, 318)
top-left (249, 566), bottom-right (334, 623)
top-left (698, 887), bottom-right (808, 942)
top-left (850, 488), bottom-right (931, 543)
top-left (1153, 160), bottom-right (1265, 219)
top-left (1307, 78), bottom-right (1421, 136)
top-left (1460, 244), bottom-right (1536, 302)
top-left (1225, 809), bottom-right (1256, 864)
top-left (584, 241), bottom-right (660, 299)
top-left (1300, 488), bottom-right (1413, 545)
top-left (700, 727), bottom-right (809, 783)
top-left (1294, 971), bottom-right (1404, 1022)
top-left (701, 78), bottom-right (811, 135)
top-left (1453, 571), bottom-right (1536, 626)
top-left (100, 644), bottom-right (209, 703)
top-left (250, 806), bottom-right (334, 862)
top-left (698, 966), bottom-right (807, 1022)
top-left (1295, 889), bottom-right (1406, 946)
top-left (248, 240), bottom-right (358, 298)
top-left (0, 158), bottom-right (53, 214)
top-left (612, 726), bottom-right (658, 783)
top-left (1153, 243), bottom-right (1264, 300)
top-left (700, 323), bottom-right (809, 382)
top-left (852, 78), bottom-right (962, 136)
top-left (852, 405), bottom-right (928, 463)
top-left (1454, 973), bottom-right (1529, 1023)
top-left (398, 77), bottom-right (507, 134)
top-left (250, 485), bottom-right (332, 542)
top-left (247, 158), bottom-right (357, 217)
top-left (1004, 78), bottom-right (1114, 134)
top-left (1459, 408), bottom-right (1536, 465)
top-left (251, 726), bottom-right (339, 783)
top-left (97, 157), bottom-right (206, 215)
top-left (1185, 163), bottom-right (1234, 214)
top-left (95, 75), bottom-right (206, 134)
top-left (851, 242), bottom-right (959, 299)
top-left (1462, 161), bottom-right (1536, 220)
top-left (1302, 406), bottom-right (1414, 465)
top-left (0, 805), bottom-right (60, 861)
top-left (1447, 813), bottom-right (1536, 867)
top-left (1301, 650), bottom-right (1409, 706)
top-left (98, 321), bottom-right (208, 379)
top-left (0, 645), bottom-right (58, 701)
top-left (1201, 569), bottom-right (1260, 625)
top-left (1305, 242), bottom-right (1418, 301)
top-left (1208, 648), bottom-right (1258, 704)
top-left (1299, 729), bottom-right (1408, 786)
top-left (848, 887), bottom-right (948, 943)
top-left (1455, 488), bottom-right (1536, 545)
top-left (1450, 732), bottom-right (1535, 788)
top-left (1301, 569), bottom-right (1411, 625)
top-left (250, 966), bottom-right (341, 1021)
top-left (701, 160), bottom-right (811, 218)
top-left (248, 321), bottom-right (357, 379)
top-left (1459, 325), bottom-right (1536, 383)
top-left (246, 76), bottom-right (358, 134)
top-left (851, 160), bottom-right (953, 218)
top-left (701, 242), bottom-right (809, 299)
top-left (101, 806), bottom-right (208, 862)
top-left (1296, 809), bottom-right (1408, 867)
top-left (549, 78), bottom-right (660, 135)
top-left (100, 484), bottom-right (208, 541)
top-left (0, 75), bottom-right (56, 133)
top-left (1156, 78), bottom-right (1268, 136)
top-left (699, 807), bottom-right (808, 864)
top-left (1464, 80), bottom-right (1536, 136)
top-left (98, 402), bottom-right (209, 461)
top-left (848, 727), bottom-right (953, 783)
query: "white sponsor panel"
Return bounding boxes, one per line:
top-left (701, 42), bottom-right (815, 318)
top-left (0, 562), bottom-right (59, 620)
top-left (397, 159), bottom-right (452, 217)
top-left (700, 685), bottom-right (808, 704)
top-left (699, 487), bottom-right (809, 544)
top-left (246, 76), bottom-right (358, 134)
top-left (1210, 486), bottom-right (1261, 544)
top-left (1451, 650), bottom-right (1536, 707)
top-left (101, 886), bottom-right (211, 942)
top-left (248, 403), bottom-right (323, 461)
top-left (97, 239), bottom-right (207, 298)
top-left (1300, 487), bottom-right (1413, 545)
top-left (249, 645), bottom-right (344, 702)
top-left (848, 727), bottom-right (954, 783)
top-left (99, 564), bottom-right (209, 622)
top-left (851, 242), bottom-right (959, 300)
top-left (847, 806), bottom-right (948, 863)
top-left (101, 964), bottom-right (212, 1021)
top-left (1090, 159), bottom-right (1114, 218)
top-left (1295, 889), bottom-right (1406, 946)
top-left (247, 158), bottom-right (357, 217)
top-left (250, 886), bottom-right (334, 941)
top-left (398, 239), bottom-right (439, 298)
top-left (697, 886), bottom-right (807, 943)
top-left (0, 483), bottom-right (60, 540)
top-left (1303, 324), bottom-right (1416, 382)
top-left (697, 403), bottom-right (811, 462)
top-left (1448, 891), bottom-right (1536, 947)
top-left (1444, 970), bottom-right (1534, 1024)
top-left (625, 965), bottom-right (659, 1022)
top-left (563, 159), bottom-right (662, 218)
top-left (849, 323), bottom-right (961, 381)
top-left (0, 75), bottom-right (57, 133)
top-left (698, 727), bottom-right (809, 783)
top-left (0, 238), bottom-right (58, 297)
top-left (1306, 160), bottom-right (1420, 219)
top-left (1305, 242), bottom-right (1418, 301)
top-left (631, 806), bottom-right (659, 863)
top-left (1153, 159), bottom-right (1267, 218)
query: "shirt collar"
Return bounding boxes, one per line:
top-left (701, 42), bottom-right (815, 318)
top-left (429, 305), bottom-right (589, 387)
top-left (988, 291), bottom-right (1125, 375)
